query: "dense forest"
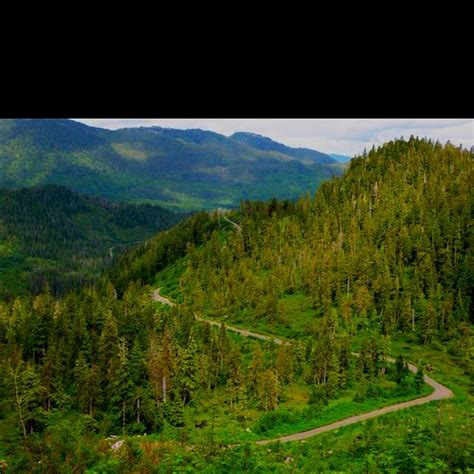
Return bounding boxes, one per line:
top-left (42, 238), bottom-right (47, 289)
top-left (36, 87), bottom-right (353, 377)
top-left (178, 138), bottom-right (473, 344)
top-left (109, 137), bottom-right (472, 346)
top-left (0, 185), bottom-right (183, 298)
top-left (0, 138), bottom-right (472, 472)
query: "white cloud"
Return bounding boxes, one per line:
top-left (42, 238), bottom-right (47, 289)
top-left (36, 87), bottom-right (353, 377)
top-left (73, 118), bottom-right (474, 157)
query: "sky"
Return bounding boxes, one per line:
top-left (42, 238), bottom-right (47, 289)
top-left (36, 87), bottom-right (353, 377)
top-left (74, 119), bottom-right (474, 157)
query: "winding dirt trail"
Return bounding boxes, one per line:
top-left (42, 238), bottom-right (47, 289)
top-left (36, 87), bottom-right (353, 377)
top-left (218, 209), bottom-right (242, 233)
top-left (257, 355), bottom-right (453, 444)
top-left (152, 290), bottom-right (453, 444)
top-left (152, 288), bottom-right (175, 307)
top-left (195, 316), bottom-right (285, 345)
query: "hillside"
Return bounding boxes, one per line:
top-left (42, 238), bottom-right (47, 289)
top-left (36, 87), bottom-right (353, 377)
top-left (0, 185), bottom-right (182, 297)
top-left (113, 137), bottom-right (473, 342)
top-left (0, 119), bottom-right (340, 210)
top-left (0, 138), bottom-right (472, 472)
top-left (230, 132), bottom-right (335, 164)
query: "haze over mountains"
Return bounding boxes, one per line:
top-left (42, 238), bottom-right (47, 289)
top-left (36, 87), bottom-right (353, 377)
top-left (0, 119), bottom-right (342, 210)
top-left (329, 153), bottom-right (352, 162)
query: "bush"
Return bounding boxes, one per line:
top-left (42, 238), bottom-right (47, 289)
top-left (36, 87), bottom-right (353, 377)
top-left (163, 399), bottom-right (185, 428)
top-left (128, 422), bottom-right (146, 435)
top-left (353, 383), bottom-right (367, 402)
top-left (446, 340), bottom-right (466, 358)
top-left (430, 340), bottom-right (445, 352)
top-left (253, 410), bottom-right (299, 434)
top-left (309, 385), bottom-right (329, 406)
top-left (366, 383), bottom-right (381, 399)
top-left (78, 414), bottom-right (99, 434)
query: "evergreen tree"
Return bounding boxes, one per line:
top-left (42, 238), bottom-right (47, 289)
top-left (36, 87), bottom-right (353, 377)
top-left (395, 355), bottom-right (410, 384)
top-left (248, 343), bottom-right (264, 401)
top-left (177, 338), bottom-right (199, 404)
top-left (98, 310), bottom-right (120, 399)
top-left (111, 339), bottom-right (134, 434)
top-left (8, 358), bottom-right (44, 435)
top-left (414, 366), bottom-right (424, 393)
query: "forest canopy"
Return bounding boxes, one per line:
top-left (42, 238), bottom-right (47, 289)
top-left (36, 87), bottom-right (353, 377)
top-left (0, 185), bottom-right (183, 298)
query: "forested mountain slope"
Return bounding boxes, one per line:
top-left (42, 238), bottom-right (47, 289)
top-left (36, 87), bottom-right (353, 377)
top-left (113, 137), bottom-right (473, 345)
top-left (0, 185), bottom-right (182, 297)
top-left (0, 138), bottom-right (472, 472)
top-left (0, 119), bottom-right (340, 210)
top-left (230, 132), bottom-right (335, 164)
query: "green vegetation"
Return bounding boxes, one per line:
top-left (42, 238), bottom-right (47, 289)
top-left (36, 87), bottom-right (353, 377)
top-left (0, 185), bottom-right (183, 298)
top-left (0, 137), bottom-right (472, 472)
top-left (179, 339), bottom-right (472, 473)
top-left (0, 119), bottom-right (340, 211)
top-left (176, 138), bottom-right (472, 349)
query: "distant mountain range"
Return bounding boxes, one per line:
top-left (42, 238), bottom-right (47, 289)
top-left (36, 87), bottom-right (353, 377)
top-left (329, 153), bottom-right (352, 163)
top-left (0, 119), bottom-right (342, 210)
top-left (231, 132), bottom-right (336, 164)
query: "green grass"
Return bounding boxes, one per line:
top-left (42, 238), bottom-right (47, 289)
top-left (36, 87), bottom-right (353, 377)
top-left (157, 340), bottom-right (472, 472)
top-left (153, 256), bottom-right (189, 303)
top-left (277, 293), bottom-right (316, 337)
top-left (248, 384), bottom-right (432, 442)
top-left (198, 292), bottom-right (317, 340)
top-left (188, 375), bottom-right (432, 445)
top-left (241, 340), bottom-right (474, 472)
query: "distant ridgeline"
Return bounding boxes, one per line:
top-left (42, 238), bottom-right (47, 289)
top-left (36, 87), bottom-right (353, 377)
top-left (0, 119), bottom-right (341, 211)
top-left (0, 185), bottom-right (183, 298)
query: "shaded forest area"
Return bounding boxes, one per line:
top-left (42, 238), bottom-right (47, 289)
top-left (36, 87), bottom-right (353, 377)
top-left (0, 185), bottom-right (183, 298)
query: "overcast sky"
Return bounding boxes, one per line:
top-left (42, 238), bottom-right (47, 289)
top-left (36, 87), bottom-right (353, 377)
top-left (74, 119), bottom-right (473, 157)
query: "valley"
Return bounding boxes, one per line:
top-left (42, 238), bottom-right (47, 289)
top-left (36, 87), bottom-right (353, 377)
top-left (0, 185), bottom-right (183, 298)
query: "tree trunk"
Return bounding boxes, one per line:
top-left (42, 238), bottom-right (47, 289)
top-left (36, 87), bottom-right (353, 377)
top-left (12, 369), bottom-right (27, 437)
top-left (137, 396), bottom-right (140, 424)
top-left (122, 400), bottom-right (126, 435)
top-left (275, 370), bottom-right (278, 410)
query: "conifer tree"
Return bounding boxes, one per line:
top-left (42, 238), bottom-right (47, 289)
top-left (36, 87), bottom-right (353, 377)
top-left (414, 366), bottom-right (424, 393)
top-left (98, 310), bottom-right (120, 392)
top-left (248, 343), bottom-right (264, 400)
top-left (8, 358), bottom-right (44, 435)
top-left (111, 339), bottom-right (134, 434)
top-left (177, 337), bottom-right (199, 404)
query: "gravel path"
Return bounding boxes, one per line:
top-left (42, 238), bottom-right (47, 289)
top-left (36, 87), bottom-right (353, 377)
top-left (152, 289), bottom-right (454, 444)
top-left (218, 209), bottom-right (242, 233)
top-left (152, 288), bottom-right (175, 307)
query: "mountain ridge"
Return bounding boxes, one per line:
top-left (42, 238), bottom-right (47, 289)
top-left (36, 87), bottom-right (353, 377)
top-left (230, 131), bottom-right (335, 164)
top-left (0, 119), bottom-right (341, 210)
